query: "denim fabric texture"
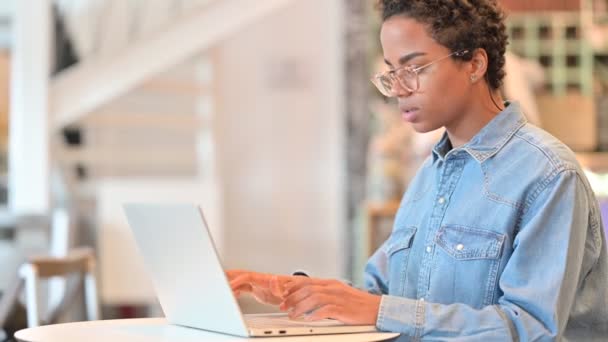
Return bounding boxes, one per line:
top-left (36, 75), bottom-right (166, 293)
top-left (364, 102), bottom-right (608, 341)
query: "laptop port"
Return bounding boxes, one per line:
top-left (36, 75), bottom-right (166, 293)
top-left (264, 331), bottom-right (272, 335)
top-left (279, 330), bottom-right (287, 334)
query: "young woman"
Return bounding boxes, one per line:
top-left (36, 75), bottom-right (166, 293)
top-left (229, 1), bottom-right (608, 340)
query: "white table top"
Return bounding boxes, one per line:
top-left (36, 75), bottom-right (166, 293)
top-left (15, 318), bottom-right (400, 342)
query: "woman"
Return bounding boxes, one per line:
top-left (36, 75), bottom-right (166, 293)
top-left (229, 1), bottom-right (608, 340)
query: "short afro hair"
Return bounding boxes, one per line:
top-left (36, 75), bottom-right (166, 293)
top-left (377, 0), bottom-right (508, 90)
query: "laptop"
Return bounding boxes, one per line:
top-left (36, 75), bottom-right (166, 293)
top-left (123, 203), bottom-right (377, 337)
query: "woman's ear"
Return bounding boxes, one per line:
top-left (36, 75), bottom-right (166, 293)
top-left (469, 48), bottom-right (489, 83)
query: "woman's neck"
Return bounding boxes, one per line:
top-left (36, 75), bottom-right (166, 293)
top-left (446, 90), bottom-right (505, 149)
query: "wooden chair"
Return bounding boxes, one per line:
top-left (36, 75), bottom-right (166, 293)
top-left (0, 247), bottom-right (99, 329)
top-left (366, 200), bottom-right (400, 256)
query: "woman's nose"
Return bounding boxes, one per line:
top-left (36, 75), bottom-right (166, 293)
top-left (392, 81), bottom-right (413, 98)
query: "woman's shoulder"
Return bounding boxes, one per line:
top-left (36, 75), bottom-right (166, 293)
top-left (508, 122), bottom-right (581, 174)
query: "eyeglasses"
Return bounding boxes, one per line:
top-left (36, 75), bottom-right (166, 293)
top-left (371, 50), bottom-right (469, 97)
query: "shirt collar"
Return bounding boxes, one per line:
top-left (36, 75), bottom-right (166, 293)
top-left (432, 102), bottom-right (527, 163)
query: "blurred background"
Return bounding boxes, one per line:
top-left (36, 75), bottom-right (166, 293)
top-left (0, 0), bottom-right (606, 339)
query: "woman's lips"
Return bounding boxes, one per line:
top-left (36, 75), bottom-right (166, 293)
top-left (401, 108), bottom-right (419, 122)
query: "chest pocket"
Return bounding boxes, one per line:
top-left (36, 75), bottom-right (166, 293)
top-left (432, 225), bottom-right (505, 308)
top-left (384, 226), bottom-right (416, 295)
top-left (435, 225), bottom-right (504, 260)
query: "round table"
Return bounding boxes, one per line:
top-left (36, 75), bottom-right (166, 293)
top-left (15, 318), bottom-right (401, 342)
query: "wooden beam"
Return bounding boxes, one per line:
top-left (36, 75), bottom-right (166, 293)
top-left (51, 0), bottom-right (294, 131)
top-left (59, 147), bottom-right (197, 166)
top-left (82, 112), bottom-right (202, 129)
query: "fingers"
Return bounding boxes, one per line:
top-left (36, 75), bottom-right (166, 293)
top-left (280, 285), bottom-right (325, 310)
top-left (230, 277), bottom-right (253, 299)
top-left (229, 272), bottom-right (269, 291)
top-left (228, 271), bottom-right (311, 305)
top-left (269, 275), bottom-right (285, 298)
top-left (226, 269), bottom-right (249, 281)
top-left (283, 277), bottom-right (337, 296)
top-left (229, 272), bottom-right (290, 305)
top-left (279, 279), bottom-right (351, 321)
top-left (279, 278), bottom-right (382, 325)
top-left (282, 278), bottom-right (346, 306)
top-left (230, 274), bottom-right (251, 291)
top-left (305, 304), bottom-right (341, 322)
top-left (283, 278), bottom-right (312, 298)
top-left (287, 292), bottom-right (333, 319)
top-left (225, 270), bottom-right (240, 280)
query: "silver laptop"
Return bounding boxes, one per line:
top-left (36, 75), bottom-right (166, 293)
top-left (123, 203), bottom-right (377, 337)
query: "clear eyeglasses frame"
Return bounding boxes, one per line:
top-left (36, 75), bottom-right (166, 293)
top-left (370, 50), bottom-right (469, 97)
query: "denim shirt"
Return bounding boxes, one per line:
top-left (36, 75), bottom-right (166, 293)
top-left (364, 102), bottom-right (608, 341)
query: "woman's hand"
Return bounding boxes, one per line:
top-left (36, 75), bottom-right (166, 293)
top-left (226, 270), bottom-right (293, 306)
top-left (280, 277), bottom-right (382, 325)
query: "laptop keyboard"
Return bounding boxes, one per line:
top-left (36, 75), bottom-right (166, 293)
top-left (245, 315), bottom-right (345, 328)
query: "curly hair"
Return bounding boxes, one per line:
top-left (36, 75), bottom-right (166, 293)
top-left (377, 0), bottom-right (508, 90)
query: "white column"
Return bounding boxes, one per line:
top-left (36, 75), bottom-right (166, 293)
top-left (8, 0), bottom-right (52, 215)
top-left (20, 264), bottom-right (41, 327)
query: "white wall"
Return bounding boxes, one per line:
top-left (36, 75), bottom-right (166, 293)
top-left (215, 0), bottom-right (345, 278)
top-left (96, 178), bottom-right (222, 304)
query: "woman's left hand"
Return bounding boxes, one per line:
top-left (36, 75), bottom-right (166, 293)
top-left (279, 277), bottom-right (382, 325)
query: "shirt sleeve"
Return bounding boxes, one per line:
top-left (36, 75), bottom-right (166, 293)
top-left (364, 239), bottom-right (390, 295)
top-left (373, 170), bottom-right (599, 341)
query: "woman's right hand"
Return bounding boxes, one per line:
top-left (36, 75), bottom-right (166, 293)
top-left (226, 270), bottom-right (293, 306)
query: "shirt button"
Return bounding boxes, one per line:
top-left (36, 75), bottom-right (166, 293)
top-left (426, 246), bottom-right (432, 253)
top-left (438, 197), bottom-right (446, 204)
top-left (456, 244), bottom-right (464, 251)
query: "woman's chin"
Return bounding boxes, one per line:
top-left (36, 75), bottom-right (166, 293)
top-left (410, 121), bottom-right (437, 134)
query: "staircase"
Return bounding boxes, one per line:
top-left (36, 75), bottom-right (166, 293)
top-left (9, 0), bottom-right (297, 309)
top-left (10, 0), bottom-right (295, 213)
top-left (48, 0), bottom-right (294, 178)
top-left (51, 0), bottom-right (295, 130)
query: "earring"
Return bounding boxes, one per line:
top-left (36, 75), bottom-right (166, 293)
top-left (470, 75), bottom-right (476, 82)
